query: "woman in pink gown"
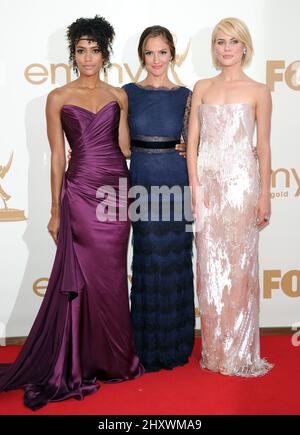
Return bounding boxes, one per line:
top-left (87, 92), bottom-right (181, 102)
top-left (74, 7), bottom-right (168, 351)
top-left (187, 17), bottom-right (273, 377)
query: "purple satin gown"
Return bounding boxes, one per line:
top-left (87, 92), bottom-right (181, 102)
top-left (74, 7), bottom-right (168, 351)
top-left (0, 100), bottom-right (143, 410)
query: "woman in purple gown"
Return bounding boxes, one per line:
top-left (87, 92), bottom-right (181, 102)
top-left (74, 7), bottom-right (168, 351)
top-left (0, 15), bottom-right (143, 410)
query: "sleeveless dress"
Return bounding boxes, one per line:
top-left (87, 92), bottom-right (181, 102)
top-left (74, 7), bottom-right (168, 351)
top-left (0, 101), bottom-right (143, 410)
top-left (196, 103), bottom-right (273, 376)
top-left (123, 83), bottom-right (195, 372)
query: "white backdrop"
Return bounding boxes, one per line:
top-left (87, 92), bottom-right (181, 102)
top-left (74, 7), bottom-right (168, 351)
top-left (0, 0), bottom-right (299, 339)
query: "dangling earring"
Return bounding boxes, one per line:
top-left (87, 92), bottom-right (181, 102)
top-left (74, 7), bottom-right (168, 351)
top-left (102, 62), bottom-right (108, 81)
top-left (243, 47), bottom-right (247, 55)
top-left (72, 60), bottom-right (79, 76)
top-left (102, 58), bottom-right (108, 74)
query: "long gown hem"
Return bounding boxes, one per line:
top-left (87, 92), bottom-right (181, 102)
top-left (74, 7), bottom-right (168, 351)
top-left (200, 359), bottom-right (273, 377)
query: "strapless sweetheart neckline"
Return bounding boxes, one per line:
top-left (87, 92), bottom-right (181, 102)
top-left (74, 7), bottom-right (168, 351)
top-left (199, 102), bottom-right (254, 123)
top-left (200, 102), bottom-right (251, 108)
top-left (61, 100), bottom-right (119, 115)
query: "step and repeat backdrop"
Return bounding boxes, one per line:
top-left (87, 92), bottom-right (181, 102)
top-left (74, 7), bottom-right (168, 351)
top-left (0, 0), bottom-right (299, 339)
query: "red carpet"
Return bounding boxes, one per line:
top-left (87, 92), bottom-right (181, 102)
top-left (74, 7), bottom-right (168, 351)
top-left (0, 336), bottom-right (299, 415)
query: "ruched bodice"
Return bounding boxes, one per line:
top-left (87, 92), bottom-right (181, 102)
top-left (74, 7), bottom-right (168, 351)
top-left (62, 101), bottom-right (128, 186)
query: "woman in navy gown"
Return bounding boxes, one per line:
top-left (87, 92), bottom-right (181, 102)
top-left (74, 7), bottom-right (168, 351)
top-left (123, 26), bottom-right (195, 372)
top-left (0, 15), bottom-right (143, 410)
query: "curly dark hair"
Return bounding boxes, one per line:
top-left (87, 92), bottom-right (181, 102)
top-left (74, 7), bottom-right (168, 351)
top-left (67, 15), bottom-right (115, 72)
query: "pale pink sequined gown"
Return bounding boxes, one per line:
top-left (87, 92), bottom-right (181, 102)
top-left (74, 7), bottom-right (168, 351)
top-left (196, 103), bottom-right (273, 377)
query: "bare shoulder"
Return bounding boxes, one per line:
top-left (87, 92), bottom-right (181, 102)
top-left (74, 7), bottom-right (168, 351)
top-left (47, 86), bottom-right (63, 102)
top-left (110, 85), bottom-right (127, 99)
top-left (108, 85), bottom-right (128, 109)
top-left (47, 83), bottom-right (74, 107)
top-left (192, 78), bottom-right (214, 105)
top-left (251, 81), bottom-right (272, 105)
top-left (193, 78), bottom-right (214, 93)
top-left (246, 78), bottom-right (271, 96)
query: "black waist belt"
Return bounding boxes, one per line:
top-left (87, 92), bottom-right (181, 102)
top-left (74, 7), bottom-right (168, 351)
top-left (131, 139), bottom-right (179, 149)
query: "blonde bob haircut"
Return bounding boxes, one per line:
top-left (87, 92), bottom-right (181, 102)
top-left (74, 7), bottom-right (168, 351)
top-left (211, 17), bottom-right (253, 69)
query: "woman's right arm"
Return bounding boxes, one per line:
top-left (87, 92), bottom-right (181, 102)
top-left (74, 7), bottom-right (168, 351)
top-left (186, 81), bottom-right (202, 215)
top-left (46, 90), bottom-right (66, 244)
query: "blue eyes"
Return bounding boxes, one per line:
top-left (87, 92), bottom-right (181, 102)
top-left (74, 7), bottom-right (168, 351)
top-left (217, 40), bottom-right (239, 45)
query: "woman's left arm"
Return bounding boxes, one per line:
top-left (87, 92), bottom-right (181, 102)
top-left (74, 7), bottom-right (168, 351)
top-left (116, 88), bottom-right (131, 159)
top-left (255, 84), bottom-right (272, 227)
top-left (176, 91), bottom-right (192, 158)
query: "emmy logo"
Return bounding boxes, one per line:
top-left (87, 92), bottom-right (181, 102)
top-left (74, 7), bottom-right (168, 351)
top-left (0, 152), bottom-right (26, 222)
top-left (171, 40), bottom-right (191, 84)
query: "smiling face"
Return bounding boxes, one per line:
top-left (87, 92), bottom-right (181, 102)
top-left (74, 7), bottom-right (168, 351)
top-left (74, 37), bottom-right (104, 76)
top-left (143, 35), bottom-right (173, 77)
top-left (213, 30), bottom-right (246, 69)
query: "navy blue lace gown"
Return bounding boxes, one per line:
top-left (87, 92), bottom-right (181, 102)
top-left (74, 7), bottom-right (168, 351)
top-left (123, 83), bottom-right (195, 372)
